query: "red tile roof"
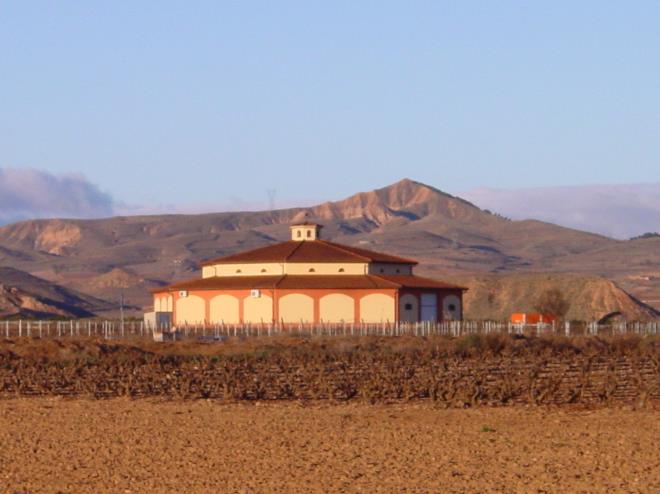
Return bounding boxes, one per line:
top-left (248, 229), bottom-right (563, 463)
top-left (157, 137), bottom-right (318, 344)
top-left (199, 240), bottom-right (418, 266)
top-left (157, 274), bottom-right (465, 292)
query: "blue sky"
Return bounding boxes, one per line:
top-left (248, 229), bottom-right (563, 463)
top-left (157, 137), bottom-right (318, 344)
top-left (1, 1), bottom-right (659, 207)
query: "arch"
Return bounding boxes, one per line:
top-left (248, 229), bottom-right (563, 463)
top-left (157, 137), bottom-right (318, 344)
top-left (175, 295), bottom-right (206, 325)
top-left (209, 294), bottom-right (240, 324)
top-left (243, 294), bottom-right (273, 323)
top-left (319, 293), bottom-right (354, 323)
top-left (360, 293), bottom-right (395, 323)
top-left (597, 311), bottom-right (624, 324)
top-left (399, 294), bottom-right (418, 323)
top-left (279, 293), bottom-right (314, 323)
top-left (442, 294), bottom-right (461, 321)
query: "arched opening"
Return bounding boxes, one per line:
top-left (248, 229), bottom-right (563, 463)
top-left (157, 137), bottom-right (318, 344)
top-left (443, 295), bottom-right (461, 321)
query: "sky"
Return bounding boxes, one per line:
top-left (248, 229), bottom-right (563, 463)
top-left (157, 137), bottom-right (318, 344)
top-left (1, 2), bottom-right (659, 232)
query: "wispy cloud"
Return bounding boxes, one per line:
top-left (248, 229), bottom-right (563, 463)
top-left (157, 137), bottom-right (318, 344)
top-left (0, 167), bottom-right (114, 225)
top-left (462, 183), bottom-right (660, 239)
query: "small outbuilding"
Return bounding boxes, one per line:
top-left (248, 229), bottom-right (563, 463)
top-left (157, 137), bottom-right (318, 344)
top-left (152, 223), bottom-right (466, 326)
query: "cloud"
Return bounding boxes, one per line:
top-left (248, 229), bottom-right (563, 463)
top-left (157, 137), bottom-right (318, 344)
top-left (0, 167), bottom-right (114, 225)
top-left (0, 167), bottom-right (317, 225)
top-left (462, 183), bottom-right (660, 239)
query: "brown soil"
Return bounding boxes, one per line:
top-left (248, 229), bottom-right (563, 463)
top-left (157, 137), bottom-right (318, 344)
top-left (0, 399), bottom-right (657, 493)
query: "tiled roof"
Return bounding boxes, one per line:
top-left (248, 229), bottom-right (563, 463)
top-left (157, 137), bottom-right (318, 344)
top-left (200, 240), bottom-right (417, 266)
top-left (157, 274), bottom-right (465, 292)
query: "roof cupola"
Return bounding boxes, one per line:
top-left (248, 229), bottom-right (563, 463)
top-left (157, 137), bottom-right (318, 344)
top-left (290, 222), bottom-right (322, 241)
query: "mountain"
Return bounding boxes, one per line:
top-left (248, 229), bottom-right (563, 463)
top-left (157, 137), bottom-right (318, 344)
top-left (0, 179), bottom-right (657, 319)
top-left (0, 267), bottom-right (116, 318)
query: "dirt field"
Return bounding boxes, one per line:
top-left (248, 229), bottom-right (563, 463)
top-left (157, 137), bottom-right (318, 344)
top-left (0, 399), bottom-right (658, 494)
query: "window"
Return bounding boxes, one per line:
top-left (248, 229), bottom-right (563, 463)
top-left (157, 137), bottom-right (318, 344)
top-left (396, 269), bottom-right (400, 274)
top-left (261, 268), bottom-right (267, 273)
top-left (338, 268), bottom-right (345, 273)
top-left (236, 269), bottom-right (242, 273)
top-left (308, 268), bottom-right (315, 273)
top-left (404, 303), bottom-right (413, 310)
top-left (379, 268), bottom-right (384, 273)
top-left (307, 230), bottom-right (312, 238)
top-left (297, 231), bottom-right (302, 238)
top-left (448, 304), bottom-right (456, 311)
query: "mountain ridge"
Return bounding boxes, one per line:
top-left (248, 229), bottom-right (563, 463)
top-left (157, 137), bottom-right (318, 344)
top-left (0, 178), bottom-right (657, 318)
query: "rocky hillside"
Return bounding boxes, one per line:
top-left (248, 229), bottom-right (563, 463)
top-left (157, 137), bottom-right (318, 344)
top-left (0, 179), bottom-right (657, 318)
top-left (447, 273), bottom-right (658, 321)
top-left (0, 267), bottom-right (115, 318)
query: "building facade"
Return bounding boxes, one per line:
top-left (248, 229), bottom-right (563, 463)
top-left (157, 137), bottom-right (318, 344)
top-left (152, 223), bottom-right (465, 326)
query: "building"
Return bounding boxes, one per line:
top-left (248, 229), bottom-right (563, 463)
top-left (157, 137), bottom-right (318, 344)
top-left (152, 223), bottom-right (465, 326)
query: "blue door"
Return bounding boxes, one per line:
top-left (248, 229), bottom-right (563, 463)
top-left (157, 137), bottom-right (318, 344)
top-left (420, 294), bottom-right (437, 322)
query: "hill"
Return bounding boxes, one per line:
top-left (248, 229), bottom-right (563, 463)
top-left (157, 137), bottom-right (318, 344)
top-left (447, 273), bottom-right (658, 321)
top-left (0, 267), bottom-right (115, 318)
top-left (0, 179), bottom-right (657, 319)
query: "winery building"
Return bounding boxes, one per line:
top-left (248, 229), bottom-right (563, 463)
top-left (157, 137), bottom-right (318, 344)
top-left (152, 223), bottom-right (465, 326)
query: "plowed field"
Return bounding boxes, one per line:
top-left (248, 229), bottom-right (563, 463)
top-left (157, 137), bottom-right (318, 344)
top-left (0, 399), bottom-right (658, 493)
